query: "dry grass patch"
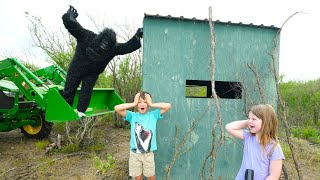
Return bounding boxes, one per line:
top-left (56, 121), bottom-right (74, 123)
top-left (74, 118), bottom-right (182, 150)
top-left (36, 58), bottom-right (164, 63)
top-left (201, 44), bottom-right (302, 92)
top-left (0, 122), bottom-right (131, 180)
top-left (281, 137), bottom-right (320, 179)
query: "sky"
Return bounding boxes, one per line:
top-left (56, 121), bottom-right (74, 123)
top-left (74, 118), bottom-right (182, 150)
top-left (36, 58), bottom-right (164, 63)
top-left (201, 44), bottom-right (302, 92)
top-left (0, 0), bottom-right (319, 82)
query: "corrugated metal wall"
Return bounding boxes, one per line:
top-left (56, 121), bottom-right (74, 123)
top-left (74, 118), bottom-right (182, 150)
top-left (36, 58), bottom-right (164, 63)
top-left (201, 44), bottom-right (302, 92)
top-left (142, 15), bottom-right (280, 179)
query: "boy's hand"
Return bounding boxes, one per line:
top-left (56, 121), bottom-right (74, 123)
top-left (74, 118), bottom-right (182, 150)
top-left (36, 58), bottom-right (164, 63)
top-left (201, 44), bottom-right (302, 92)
top-left (145, 93), bottom-right (152, 106)
top-left (133, 92), bottom-right (140, 105)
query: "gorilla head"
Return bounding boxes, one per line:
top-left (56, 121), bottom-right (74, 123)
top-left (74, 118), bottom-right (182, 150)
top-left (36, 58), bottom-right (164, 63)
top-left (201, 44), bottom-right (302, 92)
top-left (86, 28), bottom-right (117, 61)
top-left (96, 28), bottom-right (116, 51)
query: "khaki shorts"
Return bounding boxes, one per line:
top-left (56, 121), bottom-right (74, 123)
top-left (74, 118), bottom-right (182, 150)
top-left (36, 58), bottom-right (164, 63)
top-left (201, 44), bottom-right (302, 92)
top-left (129, 152), bottom-right (155, 177)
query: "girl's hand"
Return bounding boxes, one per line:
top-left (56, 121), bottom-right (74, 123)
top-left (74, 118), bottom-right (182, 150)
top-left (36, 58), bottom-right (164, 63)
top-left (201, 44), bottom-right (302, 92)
top-left (133, 92), bottom-right (140, 105)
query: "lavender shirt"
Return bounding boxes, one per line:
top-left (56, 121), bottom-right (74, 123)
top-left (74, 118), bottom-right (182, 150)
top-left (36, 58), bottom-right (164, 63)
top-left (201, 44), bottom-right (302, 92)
top-left (235, 131), bottom-right (285, 180)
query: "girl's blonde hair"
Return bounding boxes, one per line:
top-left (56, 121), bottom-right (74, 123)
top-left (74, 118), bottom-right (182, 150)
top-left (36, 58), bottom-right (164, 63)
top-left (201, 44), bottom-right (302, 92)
top-left (249, 104), bottom-right (279, 149)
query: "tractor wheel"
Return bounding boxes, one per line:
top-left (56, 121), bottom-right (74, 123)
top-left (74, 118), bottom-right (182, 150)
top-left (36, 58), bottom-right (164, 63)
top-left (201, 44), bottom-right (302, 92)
top-left (20, 113), bottom-right (53, 139)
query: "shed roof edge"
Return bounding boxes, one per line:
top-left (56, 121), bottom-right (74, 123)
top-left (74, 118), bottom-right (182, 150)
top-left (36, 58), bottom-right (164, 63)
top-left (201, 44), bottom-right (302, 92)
top-left (144, 13), bottom-right (280, 30)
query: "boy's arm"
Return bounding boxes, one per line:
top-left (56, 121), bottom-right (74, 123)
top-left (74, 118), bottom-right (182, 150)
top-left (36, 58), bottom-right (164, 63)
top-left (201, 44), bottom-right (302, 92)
top-left (145, 94), bottom-right (171, 115)
top-left (114, 103), bottom-right (136, 117)
top-left (225, 120), bottom-right (248, 140)
top-left (150, 102), bottom-right (171, 115)
top-left (114, 93), bottom-right (140, 117)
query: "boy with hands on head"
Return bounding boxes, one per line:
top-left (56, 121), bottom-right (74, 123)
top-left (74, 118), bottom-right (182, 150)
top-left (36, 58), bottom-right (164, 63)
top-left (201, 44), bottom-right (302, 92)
top-left (114, 91), bottom-right (171, 180)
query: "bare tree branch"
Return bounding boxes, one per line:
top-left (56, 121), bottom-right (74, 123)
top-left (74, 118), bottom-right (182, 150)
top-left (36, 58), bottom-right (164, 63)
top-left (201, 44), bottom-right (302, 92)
top-left (269, 11), bottom-right (304, 180)
top-left (247, 60), bottom-right (266, 103)
top-left (200, 7), bottom-right (225, 180)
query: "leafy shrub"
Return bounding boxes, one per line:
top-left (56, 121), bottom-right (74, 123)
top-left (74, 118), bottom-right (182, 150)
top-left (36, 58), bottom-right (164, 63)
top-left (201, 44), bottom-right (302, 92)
top-left (291, 127), bottom-right (320, 144)
top-left (281, 143), bottom-right (291, 158)
top-left (94, 154), bottom-right (115, 174)
top-left (291, 127), bottom-right (302, 137)
top-left (35, 140), bottom-right (49, 150)
top-left (309, 136), bottom-right (320, 144)
top-left (303, 119), bottom-right (320, 128)
top-left (59, 144), bottom-right (80, 153)
top-left (302, 128), bottom-right (318, 139)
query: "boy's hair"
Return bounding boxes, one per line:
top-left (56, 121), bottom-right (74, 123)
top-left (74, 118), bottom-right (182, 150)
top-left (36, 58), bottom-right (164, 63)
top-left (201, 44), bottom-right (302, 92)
top-left (139, 91), bottom-right (152, 99)
top-left (134, 91), bottom-right (152, 112)
top-left (249, 104), bottom-right (279, 149)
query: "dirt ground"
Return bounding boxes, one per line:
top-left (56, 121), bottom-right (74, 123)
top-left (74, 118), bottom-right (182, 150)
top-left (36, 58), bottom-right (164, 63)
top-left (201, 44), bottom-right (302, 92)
top-left (1, 122), bottom-right (320, 180)
top-left (0, 122), bottom-right (131, 180)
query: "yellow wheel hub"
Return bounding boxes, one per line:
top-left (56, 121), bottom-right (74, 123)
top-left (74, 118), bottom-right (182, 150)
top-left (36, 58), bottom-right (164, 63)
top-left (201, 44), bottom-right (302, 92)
top-left (22, 125), bottom-right (42, 135)
top-left (22, 115), bottom-right (43, 135)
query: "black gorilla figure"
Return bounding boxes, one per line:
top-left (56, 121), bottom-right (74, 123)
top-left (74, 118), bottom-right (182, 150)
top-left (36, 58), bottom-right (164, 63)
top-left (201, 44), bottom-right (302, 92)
top-left (62, 6), bottom-right (143, 116)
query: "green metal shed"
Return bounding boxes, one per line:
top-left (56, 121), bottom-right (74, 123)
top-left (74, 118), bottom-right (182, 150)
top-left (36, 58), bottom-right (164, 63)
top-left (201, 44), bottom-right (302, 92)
top-left (142, 14), bottom-right (280, 179)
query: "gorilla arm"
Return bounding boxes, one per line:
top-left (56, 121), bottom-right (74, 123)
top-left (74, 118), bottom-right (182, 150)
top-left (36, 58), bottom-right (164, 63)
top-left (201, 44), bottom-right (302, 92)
top-left (62, 5), bottom-right (92, 41)
top-left (114, 28), bottom-right (143, 55)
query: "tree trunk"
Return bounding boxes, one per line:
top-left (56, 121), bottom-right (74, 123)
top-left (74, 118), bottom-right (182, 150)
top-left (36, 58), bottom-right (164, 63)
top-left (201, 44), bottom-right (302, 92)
top-left (313, 108), bottom-right (318, 125)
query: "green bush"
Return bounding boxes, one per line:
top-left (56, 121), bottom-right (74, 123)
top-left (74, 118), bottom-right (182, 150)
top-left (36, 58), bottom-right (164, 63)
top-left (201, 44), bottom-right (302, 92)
top-left (281, 143), bottom-right (291, 158)
top-left (94, 154), bottom-right (115, 174)
top-left (59, 144), bottom-right (80, 153)
top-left (303, 119), bottom-right (320, 128)
top-left (291, 126), bottom-right (320, 144)
top-left (35, 140), bottom-right (49, 150)
top-left (291, 127), bottom-right (302, 137)
top-left (302, 128), bottom-right (318, 139)
top-left (309, 136), bottom-right (320, 144)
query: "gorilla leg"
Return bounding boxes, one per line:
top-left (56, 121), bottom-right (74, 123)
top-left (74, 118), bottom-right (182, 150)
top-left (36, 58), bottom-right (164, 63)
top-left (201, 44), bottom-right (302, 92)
top-left (62, 73), bottom-right (81, 106)
top-left (77, 74), bottom-right (99, 112)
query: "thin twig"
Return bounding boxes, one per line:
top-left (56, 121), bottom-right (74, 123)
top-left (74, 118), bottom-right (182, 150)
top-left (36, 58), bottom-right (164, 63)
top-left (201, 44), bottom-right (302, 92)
top-left (269, 11), bottom-right (304, 180)
top-left (247, 61), bottom-right (266, 103)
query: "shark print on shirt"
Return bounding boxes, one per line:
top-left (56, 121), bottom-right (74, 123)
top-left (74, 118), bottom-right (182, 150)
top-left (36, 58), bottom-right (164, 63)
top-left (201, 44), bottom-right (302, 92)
top-left (133, 122), bottom-right (152, 153)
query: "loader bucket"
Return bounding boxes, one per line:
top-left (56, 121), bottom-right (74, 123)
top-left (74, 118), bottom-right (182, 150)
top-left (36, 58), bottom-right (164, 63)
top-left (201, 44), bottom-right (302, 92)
top-left (45, 87), bottom-right (124, 123)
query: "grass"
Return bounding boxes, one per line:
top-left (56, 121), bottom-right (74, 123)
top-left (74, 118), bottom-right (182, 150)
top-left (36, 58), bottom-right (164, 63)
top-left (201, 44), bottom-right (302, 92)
top-left (278, 119), bottom-right (320, 179)
top-left (291, 126), bottom-right (320, 144)
top-left (59, 143), bottom-right (80, 153)
top-left (280, 136), bottom-right (320, 179)
top-left (0, 122), bottom-right (130, 179)
top-left (35, 140), bottom-right (49, 150)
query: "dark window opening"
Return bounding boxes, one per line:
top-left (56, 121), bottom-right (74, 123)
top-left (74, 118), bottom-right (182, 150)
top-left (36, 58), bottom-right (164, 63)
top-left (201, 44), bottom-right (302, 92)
top-left (186, 80), bottom-right (242, 99)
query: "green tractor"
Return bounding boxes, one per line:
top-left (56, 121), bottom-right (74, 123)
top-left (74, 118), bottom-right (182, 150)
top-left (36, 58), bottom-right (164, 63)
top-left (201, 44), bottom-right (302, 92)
top-left (0, 58), bottom-right (124, 139)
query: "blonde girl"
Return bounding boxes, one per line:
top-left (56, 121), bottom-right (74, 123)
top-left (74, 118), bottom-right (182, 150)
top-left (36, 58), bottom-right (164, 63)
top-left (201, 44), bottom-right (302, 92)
top-left (226, 104), bottom-right (285, 180)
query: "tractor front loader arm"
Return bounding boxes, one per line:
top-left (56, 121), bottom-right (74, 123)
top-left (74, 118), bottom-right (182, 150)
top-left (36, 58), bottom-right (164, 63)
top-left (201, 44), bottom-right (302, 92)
top-left (0, 58), bottom-right (48, 109)
top-left (29, 64), bottom-right (67, 86)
